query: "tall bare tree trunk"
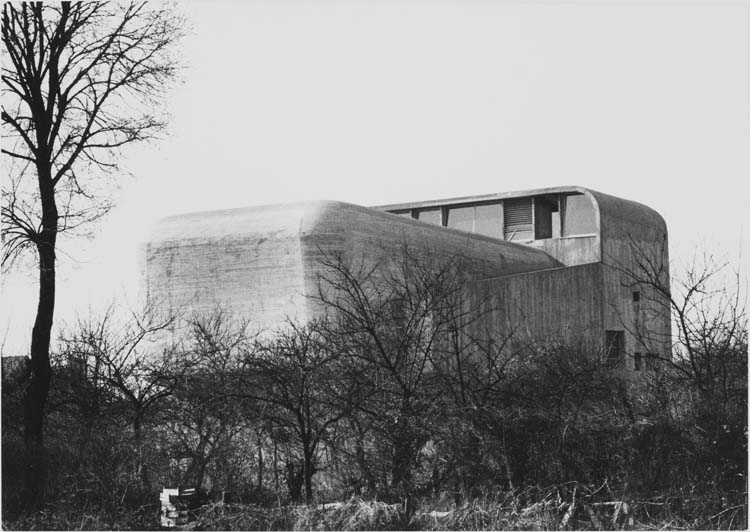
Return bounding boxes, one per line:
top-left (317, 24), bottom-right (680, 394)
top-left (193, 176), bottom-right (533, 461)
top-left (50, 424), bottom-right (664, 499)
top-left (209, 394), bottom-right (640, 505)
top-left (23, 173), bottom-right (57, 511)
top-left (3, 2), bottom-right (183, 512)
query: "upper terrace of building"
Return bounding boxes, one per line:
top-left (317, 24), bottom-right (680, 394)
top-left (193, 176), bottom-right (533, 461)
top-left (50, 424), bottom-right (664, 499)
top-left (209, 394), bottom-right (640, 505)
top-left (374, 185), bottom-right (667, 267)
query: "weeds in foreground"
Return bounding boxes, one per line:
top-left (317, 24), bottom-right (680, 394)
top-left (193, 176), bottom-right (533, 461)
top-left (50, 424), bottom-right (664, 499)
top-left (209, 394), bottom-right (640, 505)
top-left (7, 483), bottom-right (743, 531)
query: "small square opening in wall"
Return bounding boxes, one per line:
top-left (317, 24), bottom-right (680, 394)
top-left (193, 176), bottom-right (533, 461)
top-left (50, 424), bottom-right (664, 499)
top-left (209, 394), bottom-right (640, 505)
top-left (632, 291), bottom-right (640, 302)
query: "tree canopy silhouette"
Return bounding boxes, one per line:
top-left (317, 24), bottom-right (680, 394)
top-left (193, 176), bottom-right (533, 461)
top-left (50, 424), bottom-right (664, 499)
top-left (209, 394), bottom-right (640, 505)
top-left (1, 1), bottom-right (183, 508)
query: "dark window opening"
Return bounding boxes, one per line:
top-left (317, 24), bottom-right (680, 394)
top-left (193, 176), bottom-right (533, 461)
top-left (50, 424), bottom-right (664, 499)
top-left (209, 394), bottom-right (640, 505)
top-left (632, 291), bottom-right (640, 302)
top-left (534, 195), bottom-right (559, 240)
top-left (605, 330), bottom-right (624, 366)
top-left (504, 198), bottom-right (533, 241)
top-left (634, 352), bottom-right (642, 371)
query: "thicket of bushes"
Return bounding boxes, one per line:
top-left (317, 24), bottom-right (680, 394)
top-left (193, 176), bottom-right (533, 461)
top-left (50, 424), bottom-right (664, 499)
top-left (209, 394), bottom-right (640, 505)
top-left (2, 251), bottom-right (747, 530)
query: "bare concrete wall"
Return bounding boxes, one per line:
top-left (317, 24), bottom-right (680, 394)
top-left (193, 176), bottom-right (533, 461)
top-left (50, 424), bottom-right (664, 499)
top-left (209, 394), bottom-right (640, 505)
top-left (143, 203), bottom-right (312, 331)
top-left (142, 191), bottom-right (670, 367)
top-left (529, 234), bottom-right (600, 267)
top-left (591, 190), bottom-right (671, 362)
top-left (144, 201), bottom-right (563, 333)
top-left (470, 263), bottom-right (605, 348)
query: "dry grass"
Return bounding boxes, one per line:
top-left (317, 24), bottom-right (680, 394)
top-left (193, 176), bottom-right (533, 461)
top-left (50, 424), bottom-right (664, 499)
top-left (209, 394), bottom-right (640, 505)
top-left (3, 486), bottom-right (745, 530)
top-left (187, 488), bottom-right (745, 531)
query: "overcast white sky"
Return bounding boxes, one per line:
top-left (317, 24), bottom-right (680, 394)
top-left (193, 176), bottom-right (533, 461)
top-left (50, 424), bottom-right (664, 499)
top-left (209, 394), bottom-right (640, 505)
top-left (2, 0), bottom-right (749, 356)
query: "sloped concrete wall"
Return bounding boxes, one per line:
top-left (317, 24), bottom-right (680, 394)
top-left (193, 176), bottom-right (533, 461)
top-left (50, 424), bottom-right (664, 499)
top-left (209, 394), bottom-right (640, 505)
top-left (143, 201), bottom-right (563, 332)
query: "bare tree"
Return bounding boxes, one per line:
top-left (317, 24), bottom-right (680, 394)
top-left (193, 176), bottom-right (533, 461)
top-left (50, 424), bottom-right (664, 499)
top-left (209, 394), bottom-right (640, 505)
top-left (58, 302), bottom-right (188, 494)
top-left (621, 241), bottom-right (748, 490)
top-left (313, 245), bottom-right (497, 504)
top-left (1, 1), bottom-right (183, 505)
top-left (621, 240), bottom-right (747, 398)
top-left (247, 319), bottom-right (359, 503)
top-left (167, 310), bottom-right (256, 489)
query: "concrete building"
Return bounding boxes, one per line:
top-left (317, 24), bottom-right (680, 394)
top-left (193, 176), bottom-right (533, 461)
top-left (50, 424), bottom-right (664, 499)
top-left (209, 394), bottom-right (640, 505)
top-left (143, 186), bottom-right (670, 370)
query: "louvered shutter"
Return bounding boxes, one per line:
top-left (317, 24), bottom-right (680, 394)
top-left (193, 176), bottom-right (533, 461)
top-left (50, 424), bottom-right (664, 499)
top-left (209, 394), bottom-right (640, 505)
top-left (503, 198), bottom-right (533, 240)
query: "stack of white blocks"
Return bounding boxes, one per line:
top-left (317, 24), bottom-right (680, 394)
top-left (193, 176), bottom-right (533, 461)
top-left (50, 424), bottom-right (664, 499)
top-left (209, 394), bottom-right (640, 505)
top-left (160, 488), bottom-right (185, 528)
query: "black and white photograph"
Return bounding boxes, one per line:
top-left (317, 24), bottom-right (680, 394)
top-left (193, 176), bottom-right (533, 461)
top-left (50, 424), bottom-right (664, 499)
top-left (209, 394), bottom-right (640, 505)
top-left (1, 1), bottom-right (747, 529)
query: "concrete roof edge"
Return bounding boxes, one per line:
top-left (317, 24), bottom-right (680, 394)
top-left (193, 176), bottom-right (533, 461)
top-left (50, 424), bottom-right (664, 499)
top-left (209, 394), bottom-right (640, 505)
top-left (153, 200), bottom-right (348, 225)
top-left (301, 201), bottom-right (562, 263)
top-left (372, 185), bottom-right (665, 233)
top-left (147, 200), bottom-right (562, 268)
top-left (371, 185), bottom-right (591, 211)
top-left (583, 188), bottom-right (667, 233)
